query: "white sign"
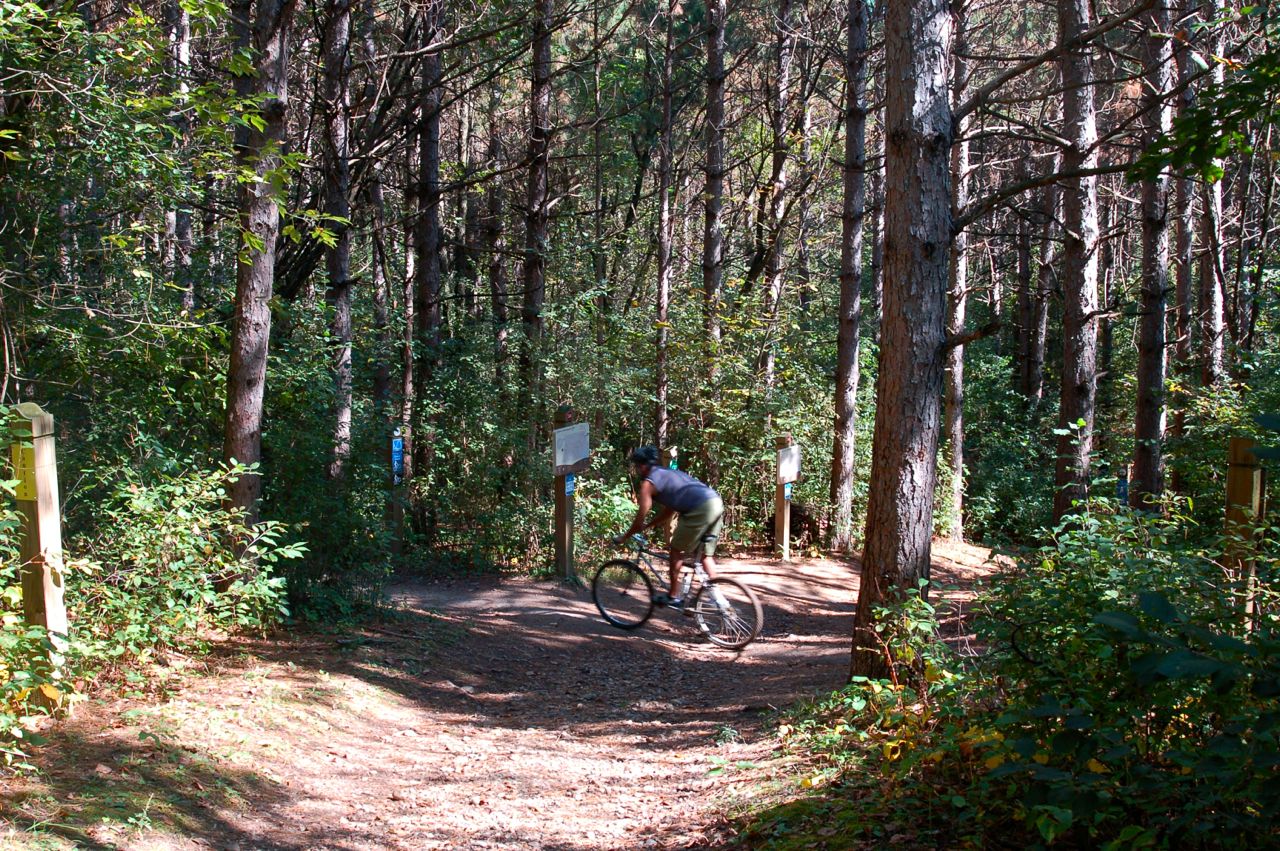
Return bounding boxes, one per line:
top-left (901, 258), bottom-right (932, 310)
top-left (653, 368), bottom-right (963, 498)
top-left (553, 423), bottom-right (590, 472)
top-left (777, 444), bottom-right (801, 484)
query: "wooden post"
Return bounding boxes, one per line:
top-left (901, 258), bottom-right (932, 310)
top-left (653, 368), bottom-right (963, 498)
top-left (1225, 437), bottom-right (1263, 631)
top-left (660, 445), bottom-right (678, 544)
top-left (775, 434), bottom-right (795, 561)
top-left (9, 403), bottom-right (68, 644)
top-left (552, 405), bottom-right (590, 581)
top-left (389, 427), bottom-right (406, 555)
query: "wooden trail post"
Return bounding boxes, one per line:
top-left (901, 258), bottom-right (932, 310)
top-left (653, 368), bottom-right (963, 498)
top-left (775, 435), bottom-right (800, 561)
top-left (389, 426), bottom-right (406, 555)
top-left (553, 406), bottom-right (590, 581)
top-left (9, 403), bottom-right (68, 646)
top-left (660, 446), bottom-right (678, 544)
top-left (1225, 437), bottom-right (1263, 631)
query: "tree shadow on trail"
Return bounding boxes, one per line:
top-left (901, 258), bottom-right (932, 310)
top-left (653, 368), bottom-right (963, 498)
top-left (2, 727), bottom-right (300, 851)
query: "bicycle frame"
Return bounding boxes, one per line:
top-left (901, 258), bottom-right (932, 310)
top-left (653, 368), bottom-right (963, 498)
top-left (625, 536), bottom-right (708, 599)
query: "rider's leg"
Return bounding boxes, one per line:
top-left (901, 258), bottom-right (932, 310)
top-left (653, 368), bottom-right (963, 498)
top-left (667, 547), bottom-right (685, 598)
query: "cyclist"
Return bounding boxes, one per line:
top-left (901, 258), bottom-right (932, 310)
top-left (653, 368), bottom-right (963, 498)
top-left (613, 445), bottom-right (723, 608)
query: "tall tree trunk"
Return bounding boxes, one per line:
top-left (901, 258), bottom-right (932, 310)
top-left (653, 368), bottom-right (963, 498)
top-left (521, 0), bottom-right (553, 399)
top-left (851, 0), bottom-right (952, 678)
top-left (655, 0), bottom-right (674, 448)
top-left (1197, 0), bottom-right (1226, 386)
top-left (165, 0), bottom-right (195, 311)
top-left (486, 86), bottom-right (509, 381)
top-left (828, 0), bottom-right (868, 553)
top-left (322, 0), bottom-right (354, 481)
top-left (943, 16), bottom-right (969, 542)
top-left (223, 0), bottom-right (298, 522)
top-left (700, 0), bottom-right (727, 483)
top-left (868, 144), bottom-right (883, 345)
top-left (1130, 4), bottom-right (1173, 508)
top-left (702, 0), bottom-right (726, 347)
top-left (758, 0), bottom-right (796, 393)
top-left (1169, 0), bottom-right (1197, 492)
top-left (413, 0), bottom-right (444, 534)
top-left (1052, 0), bottom-right (1100, 522)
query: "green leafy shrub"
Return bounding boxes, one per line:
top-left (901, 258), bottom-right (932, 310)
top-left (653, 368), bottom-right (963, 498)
top-left (68, 461), bottom-right (302, 663)
top-left (747, 502), bottom-right (1279, 848)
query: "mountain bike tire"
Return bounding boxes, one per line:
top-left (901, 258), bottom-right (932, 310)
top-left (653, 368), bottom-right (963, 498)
top-left (592, 559), bottom-right (655, 630)
top-left (692, 577), bottom-right (763, 649)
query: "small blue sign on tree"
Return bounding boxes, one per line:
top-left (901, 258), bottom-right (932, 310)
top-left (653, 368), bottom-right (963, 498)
top-left (391, 436), bottom-right (405, 484)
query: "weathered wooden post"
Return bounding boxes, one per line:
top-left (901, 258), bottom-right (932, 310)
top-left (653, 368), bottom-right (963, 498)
top-left (389, 426), bottom-right (406, 554)
top-left (9, 403), bottom-right (68, 644)
top-left (775, 434), bottom-right (800, 561)
top-left (1225, 437), bottom-right (1263, 631)
top-left (552, 406), bottom-right (590, 580)
top-left (660, 445), bottom-right (678, 544)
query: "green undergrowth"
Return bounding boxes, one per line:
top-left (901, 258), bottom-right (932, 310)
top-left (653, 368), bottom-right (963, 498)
top-left (732, 500), bottom-right (1280, 849)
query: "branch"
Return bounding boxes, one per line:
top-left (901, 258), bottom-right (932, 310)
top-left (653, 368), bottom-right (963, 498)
top-left (952, 0), bottom-right (1156, 126)
top-left (945, 321), bottom-right (1001, 350)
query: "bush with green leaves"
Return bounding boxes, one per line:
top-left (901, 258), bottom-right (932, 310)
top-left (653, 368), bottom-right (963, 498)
top-left (745, 500), bottom-right (1279, 848)
top-left (67, 461), bottom-right (302, 664)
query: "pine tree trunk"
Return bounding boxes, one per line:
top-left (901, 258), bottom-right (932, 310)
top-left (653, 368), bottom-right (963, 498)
top-left (521, 0), bottom-right (553, 396)
top-left (944, 24), bottom-right (970, 542)
top-left (1052, 0), bottom-right (1100, 522)
top-left (322, 0), bottom-right (354, 481)
top-left (655, 1), bottom-right (674, 448)
top-left (758, 0), bottom-right (795, 393)
top-left (828, 0), bottom-right (868, 553)
top-left (851, 0), bottom-right (952, 679)
top-left (1130, 5), bottom-right (1173, 508)
top-left (223, 0), bottom-right (298, 522)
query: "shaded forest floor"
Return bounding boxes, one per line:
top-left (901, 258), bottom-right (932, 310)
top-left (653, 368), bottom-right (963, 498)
top-left (1, 542), bottom-right (1002, 850)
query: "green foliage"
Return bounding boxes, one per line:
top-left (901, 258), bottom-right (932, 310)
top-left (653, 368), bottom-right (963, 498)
top-left (742, 501), bottom-right (1280, 847)
top-left (68, 461), bottom-right (300, 663)
top-left (1135, 9), bottom-right (1280, 182)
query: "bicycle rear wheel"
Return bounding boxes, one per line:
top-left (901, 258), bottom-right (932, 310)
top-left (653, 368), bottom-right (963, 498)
top-left (592, 560), bottom-right (655, 629)
top-left (693, 577), bottom-right (763, 649)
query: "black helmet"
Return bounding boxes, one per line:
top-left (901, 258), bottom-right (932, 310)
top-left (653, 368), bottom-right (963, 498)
top-left (630, 445), bottom-right (659, 466)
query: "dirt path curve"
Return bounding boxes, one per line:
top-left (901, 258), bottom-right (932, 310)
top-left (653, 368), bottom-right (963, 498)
top-left (3, 543), bottom-right (997, 851)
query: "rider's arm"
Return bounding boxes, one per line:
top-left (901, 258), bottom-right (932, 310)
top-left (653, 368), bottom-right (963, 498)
top-left (620, 479), bottom-right (658, 539)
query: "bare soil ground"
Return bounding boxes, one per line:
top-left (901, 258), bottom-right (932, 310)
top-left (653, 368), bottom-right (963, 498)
top-left (1, 542), bottom-right (1002, 850)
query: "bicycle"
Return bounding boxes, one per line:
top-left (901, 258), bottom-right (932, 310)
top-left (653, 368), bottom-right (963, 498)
top-left (591, 534), bottom-right (763, 649)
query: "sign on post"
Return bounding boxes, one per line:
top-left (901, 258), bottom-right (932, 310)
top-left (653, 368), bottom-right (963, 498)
top-left (391, 430), bottom-right (405, 485)
top-left (553, 408), bottom-right (590, 581)
top-left (774, 436), bottom-right (799, 561)
top-left (553, 422), bottom-right (590, 476)
top-left (9, 403), bottom-right (68, 651)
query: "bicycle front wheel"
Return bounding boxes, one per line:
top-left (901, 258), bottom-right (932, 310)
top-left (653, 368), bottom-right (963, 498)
top-left (693, 577), bottom-right (763, 649)
top-left (592, 559), bottom-right (655, 630)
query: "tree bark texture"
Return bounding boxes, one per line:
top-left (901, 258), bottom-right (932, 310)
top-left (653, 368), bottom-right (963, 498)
top-left (1130, 5), bottom-right (1173, 508)
top-left (758, 0), bottom-right (795, 393)
top-left (1052, 0), bottom-right (1100, 522)
top-left (851, 0), bottom-right (952, 678)
top-left (944, 21), bottom-right (969, 542)
top-left (223, 0), bottom-right (298, 522)
top-left (521, 0), bottom-right (553, 393)
top-left (829, 0), bottom-right (868, 553)
top-left (702, 0), bottom-right (726, 349)
top-left (322, 0), bottom-right (354, 481)
top-left (655, 2), bottom-right (674, 448)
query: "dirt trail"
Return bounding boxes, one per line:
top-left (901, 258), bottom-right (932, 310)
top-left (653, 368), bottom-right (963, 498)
top-left (2, 542), bottom-right (1000, 850)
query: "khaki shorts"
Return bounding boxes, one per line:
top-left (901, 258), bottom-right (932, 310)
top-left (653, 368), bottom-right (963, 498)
top-left (671, 496), bottom-right (724, 556)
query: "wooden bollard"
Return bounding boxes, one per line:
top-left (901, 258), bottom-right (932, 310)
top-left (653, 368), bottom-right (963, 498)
top-left (660, 446), bottom-right (678, 544)
top-left (9, 403), bottom-right (68, 644)
top-left (552, 406), bottom-right (590, 581)
top-left (1225, 437), bottom-right (1263, 631)
top-left (775, 434), bottom-right (800, 561)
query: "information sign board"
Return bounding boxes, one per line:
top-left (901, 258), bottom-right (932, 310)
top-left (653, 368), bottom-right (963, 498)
top-left (777, 444), bottom-right (801, 484)
top-left (553, 423), bottom-right (591, 475)
top-left (565, 473), bottom-right (576, 496)
top-left (391, 436), bottom-right (405, 484)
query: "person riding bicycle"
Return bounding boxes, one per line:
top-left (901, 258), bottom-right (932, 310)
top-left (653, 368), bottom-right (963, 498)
top-left (614, 445), bottom-right (723, 608)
